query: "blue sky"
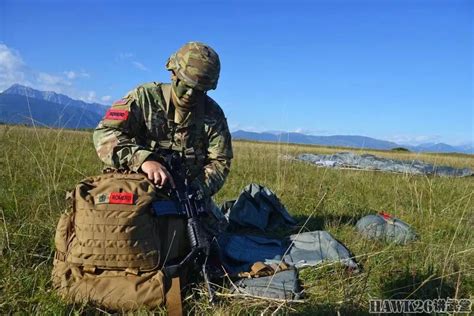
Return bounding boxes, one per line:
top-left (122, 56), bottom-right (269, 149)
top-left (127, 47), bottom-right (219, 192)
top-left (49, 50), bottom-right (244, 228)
top-left (0, 0), bottom-right (472, 145)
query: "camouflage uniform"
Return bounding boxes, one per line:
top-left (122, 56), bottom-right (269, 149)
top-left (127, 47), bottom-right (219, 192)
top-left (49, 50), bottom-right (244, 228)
top-left (92, 82), bottom-right (233, 198)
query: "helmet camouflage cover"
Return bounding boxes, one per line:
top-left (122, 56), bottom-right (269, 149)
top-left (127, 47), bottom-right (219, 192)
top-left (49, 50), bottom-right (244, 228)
top-left (166, 41), bottom-right (221, 91)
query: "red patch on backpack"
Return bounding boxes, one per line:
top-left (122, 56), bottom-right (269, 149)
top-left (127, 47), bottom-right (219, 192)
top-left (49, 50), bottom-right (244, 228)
top-left (105, 109), bottom-right (129, 120)
top-left (109, 192), bottom-right (134, 204)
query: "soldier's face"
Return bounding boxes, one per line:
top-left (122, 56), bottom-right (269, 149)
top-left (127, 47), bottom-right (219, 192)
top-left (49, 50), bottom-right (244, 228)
top-left (172, 78), bottom-right (206, 108)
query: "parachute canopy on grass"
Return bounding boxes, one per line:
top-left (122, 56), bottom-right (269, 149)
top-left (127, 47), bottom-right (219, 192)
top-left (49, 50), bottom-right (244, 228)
top-left (291, 152), bottom-right (473, 177)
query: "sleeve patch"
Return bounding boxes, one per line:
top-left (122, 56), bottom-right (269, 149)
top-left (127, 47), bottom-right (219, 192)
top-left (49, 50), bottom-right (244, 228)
top-left (105, 109), bottom-right (129, 120)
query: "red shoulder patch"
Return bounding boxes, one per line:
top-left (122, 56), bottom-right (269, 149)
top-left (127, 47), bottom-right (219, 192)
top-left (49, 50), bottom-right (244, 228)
top-left (113, 98), bottom-right (128, 105)
top-left (109, 192), bottom-right (134, 204)
top-left (105, 109), bottom-right (129, 120)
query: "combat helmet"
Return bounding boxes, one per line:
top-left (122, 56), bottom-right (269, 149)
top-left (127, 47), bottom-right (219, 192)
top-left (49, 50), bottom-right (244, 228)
top-left (166, 41), bottom-right (220, 91)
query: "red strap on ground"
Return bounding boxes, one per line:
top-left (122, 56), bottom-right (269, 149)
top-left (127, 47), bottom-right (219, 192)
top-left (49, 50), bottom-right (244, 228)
top-left (379, 212), bottom-right (393, 220)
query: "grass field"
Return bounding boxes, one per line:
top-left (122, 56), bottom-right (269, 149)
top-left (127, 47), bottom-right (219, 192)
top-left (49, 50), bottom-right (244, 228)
top-left (0, 125), bottom-right (472, 314)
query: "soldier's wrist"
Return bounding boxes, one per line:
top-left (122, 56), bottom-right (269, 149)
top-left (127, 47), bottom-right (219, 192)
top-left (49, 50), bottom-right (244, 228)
top-left (139, 153), bottom-right (166, 170)
top-left (130, 150), bottom-right (155, 172)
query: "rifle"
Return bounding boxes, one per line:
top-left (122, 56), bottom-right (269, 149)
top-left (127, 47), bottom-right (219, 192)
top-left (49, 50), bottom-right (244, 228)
top-left (159, 149), bottom-right (215, 303)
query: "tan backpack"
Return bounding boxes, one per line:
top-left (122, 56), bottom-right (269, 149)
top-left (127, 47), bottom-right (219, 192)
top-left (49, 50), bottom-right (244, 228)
top-left (51, 172), bottom-right (188, 313)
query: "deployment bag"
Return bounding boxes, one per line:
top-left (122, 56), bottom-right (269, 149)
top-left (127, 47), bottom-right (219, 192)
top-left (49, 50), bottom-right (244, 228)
top-left (356, 212), bottom-right (417, 245)
top-left (51, 172), bottom-right (188, 312)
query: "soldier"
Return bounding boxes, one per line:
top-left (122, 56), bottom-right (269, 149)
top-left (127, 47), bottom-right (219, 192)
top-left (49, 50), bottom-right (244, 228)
top-left (93, 42), bottom-right (233, 226)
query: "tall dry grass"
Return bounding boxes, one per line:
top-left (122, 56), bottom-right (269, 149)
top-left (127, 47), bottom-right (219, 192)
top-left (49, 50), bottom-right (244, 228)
top-left (0, 126), bottom-right (472, 314)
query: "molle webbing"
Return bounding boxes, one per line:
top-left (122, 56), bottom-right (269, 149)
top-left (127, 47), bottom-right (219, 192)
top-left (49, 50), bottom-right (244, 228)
top-left (67, 173), bottom-right (161, 270)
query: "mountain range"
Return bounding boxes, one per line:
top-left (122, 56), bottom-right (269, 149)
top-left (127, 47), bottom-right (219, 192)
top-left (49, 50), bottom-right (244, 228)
top-left (0, 84), bottom-right (106, 128)
top-left (231, 131), bottom-right (473, 154)
top-left (3, 84), bottom-right (108, 115)
top-left (0, 84), bottom-right (471, 154)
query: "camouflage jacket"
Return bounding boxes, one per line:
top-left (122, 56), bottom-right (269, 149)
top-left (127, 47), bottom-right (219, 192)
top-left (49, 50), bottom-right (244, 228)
top-left (93, 82), bottom-right (233, 197)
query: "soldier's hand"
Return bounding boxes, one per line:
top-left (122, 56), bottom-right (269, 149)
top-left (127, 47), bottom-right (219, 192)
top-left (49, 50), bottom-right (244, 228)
top-left (141, 160), bottom-right (176, 188)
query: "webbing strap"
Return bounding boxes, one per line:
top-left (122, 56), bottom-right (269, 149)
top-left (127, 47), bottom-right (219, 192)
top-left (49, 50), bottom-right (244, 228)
top-left (251, 261), bottom-right (269, 274)
top-left (238, 261), bottom-right (289, 278)
top-left (74, 246), bottom-right (158, 255)
top-left (166, 276), bottom-right (183, 316)
top-left (54, 251), bottom-right (67, 262)
top-left (74, 227), bottom-right (151, 240)
top-left (75, 215), bottom-right (151, 226)
top-left (67, 255), bottom-right (158, 269)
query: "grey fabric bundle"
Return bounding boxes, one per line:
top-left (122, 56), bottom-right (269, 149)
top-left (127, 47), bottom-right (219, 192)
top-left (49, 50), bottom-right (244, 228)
top-left (356, 213), bottom-right (417, 244)
top-left (220, 184), bottom-right (360, 301)
top-left (223, 183), bottom-right (297, 232)
top-left (272, 231), bottom-right (359, 270)
top-left (233, 269), bottom-right (302, 300)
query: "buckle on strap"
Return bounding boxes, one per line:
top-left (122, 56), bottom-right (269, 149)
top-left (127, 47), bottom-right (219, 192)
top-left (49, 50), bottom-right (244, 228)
top-left (125, 267), bottom-right (139, 275)
top-left (82, 265), bottom-right (96, 273)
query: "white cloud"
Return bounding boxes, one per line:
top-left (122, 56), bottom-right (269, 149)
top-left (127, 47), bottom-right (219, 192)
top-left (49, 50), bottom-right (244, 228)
top-left (79, 91), bottom-right (102, 104)
top-left (132, 61), bottom-right (149, 72)
top-left (83, 91), bottom-right (96, 102)
top-left (293, 127), bottom-right (330, 135)
top-left (386, 134), bottom-right (442, 145)
top-left (101, 95), bottom-right (112, 103)
top-left (116, 52), bottom-right (134, 61)
top-left (0, 44), bottom-right (24, 70)
top-left (37, 72), bottom-right (71, 87)
top-left (116, 52), bottom-right (150, 72)
top-left (64, 71), bottom-right (77, 80)
top-left (228, 123), bottom-right (264, 133)
top-left (63, 70), bottom-right (90, 80)
top-left (0, 43), bottom-right (105, 102)
top-left (0, 43), bottom-right (29, 90)
top-left (229, 123), bottom-right (332, 136)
